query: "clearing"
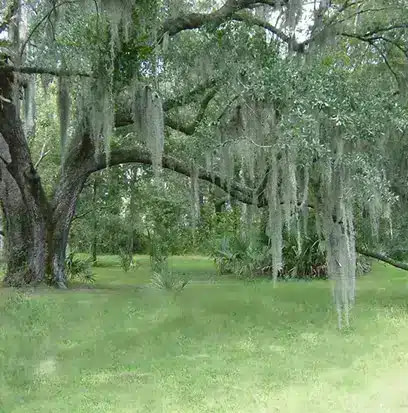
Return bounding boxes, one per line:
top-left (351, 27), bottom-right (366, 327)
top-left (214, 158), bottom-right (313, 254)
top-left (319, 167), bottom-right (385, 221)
top-left (1, 256), bottom-right (408, 412)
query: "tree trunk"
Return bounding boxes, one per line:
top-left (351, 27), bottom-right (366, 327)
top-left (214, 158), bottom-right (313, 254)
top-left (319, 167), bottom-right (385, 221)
top-left (0, 152), bottom-right (89, 287)
top-left (46, 222), bottom-right (70, 288)
top-left (46, 168), bottom-right (89, 287)
top-left (0, 70), bottom-right (95, 287)
top-left (0, 167), bottom-right (47, 286)
top-left (0, 70), bottom-right (50, 286)
top-left (91, 177), bottom-right (98, 263)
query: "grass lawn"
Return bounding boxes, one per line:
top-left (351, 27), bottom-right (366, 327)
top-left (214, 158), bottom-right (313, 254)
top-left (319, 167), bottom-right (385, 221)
top-left (1, 256), bottom-right (408, 412)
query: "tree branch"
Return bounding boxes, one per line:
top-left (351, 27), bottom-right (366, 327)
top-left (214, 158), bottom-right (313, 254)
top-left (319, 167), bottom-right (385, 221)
top-left (369, 40), bottom-right (400, 85)
top-left (232, 2), bottom-right (408, 55)
top-left (95, 146), bottom-right (255, 205)
top-left (341, 32), bottom-right (408, 56)
top-left (34, 141), bottom-right (50, 169)
top-left (231, 12), bottom-right (299, 50)
top-left (164, 116), bottom-right (196, 135)
top-left (357, 247), bottom-right (408, 271)
top-left (19, 0), bottom-right (77, 58)
top-left (116, 84), bottom-right (218, 135)
top-left (363, 24), bottom-right (408, 38)
top-left (163, 78), bottom-right (218, 111)
top-left (160, 0), bottom-right (285, 39)
top-left (0, 65), bottom-right (91, 77)
top-left (165, 87), bottom-right (218, 135)
top-left (91, 146), bottom-right (408, 275)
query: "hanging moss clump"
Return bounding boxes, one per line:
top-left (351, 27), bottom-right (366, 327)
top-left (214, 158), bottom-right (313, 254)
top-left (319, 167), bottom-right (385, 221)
top-left (57, 75), bottom-right (71, 155)
top-left (132, 83), bottom-right (165, 174)
top-left (190, 163), bottom-right (200, 229)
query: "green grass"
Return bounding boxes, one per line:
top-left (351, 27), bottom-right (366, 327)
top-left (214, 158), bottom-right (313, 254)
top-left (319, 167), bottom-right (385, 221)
top-left (1, 257), bottom-right (408, 412)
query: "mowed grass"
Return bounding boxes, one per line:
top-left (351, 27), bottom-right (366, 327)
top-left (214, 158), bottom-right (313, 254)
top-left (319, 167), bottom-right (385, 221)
top-left (1, 257), bottom-right (408, 412)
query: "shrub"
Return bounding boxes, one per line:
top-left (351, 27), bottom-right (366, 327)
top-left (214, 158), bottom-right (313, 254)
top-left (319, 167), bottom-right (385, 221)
top-left (151, 269), bottom-right (189, 292)
top-left (211, 233), bottom-right (330, 280)
top-left (119, 249), bottom-right (134, 272)
top-left (65, 252), bottom-right (94, 283)
top-left (210, 235), bottom-right (266, 279)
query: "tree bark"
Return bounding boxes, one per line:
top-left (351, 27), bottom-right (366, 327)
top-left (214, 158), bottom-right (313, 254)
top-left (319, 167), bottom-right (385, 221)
top-left (46, 158), bottom-right (91, 286)
top-left (0, 165), bottom-right (47, 286)
top-left (0, 162), bottom-right (88, 287)
top-left (0, 71), bottom-right (93, 287)
top-left (357, 248), bottom-right (408, 271)
top-left (0, 71), bottom-right (49, 285)
top-left (89, 176), bottom-right (98, 263)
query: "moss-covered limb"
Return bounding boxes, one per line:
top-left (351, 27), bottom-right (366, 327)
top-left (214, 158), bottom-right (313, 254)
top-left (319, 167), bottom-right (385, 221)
top-left (95, 146), bottom-right (255, 205)
top-left (0, 64), bottom-right (91, 77)
top-left (356, 248), bottom-right (408, 271)
top-left (161, 0), bottom-right (288, 39)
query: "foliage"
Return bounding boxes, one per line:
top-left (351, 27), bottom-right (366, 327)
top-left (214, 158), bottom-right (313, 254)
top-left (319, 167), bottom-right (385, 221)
top-left (151, 269), bottom-right (189, 293)
top-left (148, 232), bottom-right (170, 274)
top-left (119, 249), bottom-right (134, 272)
top-left (211, 228), bottom-right (372, 281)
top-left (149, 234), bottom-right (190, 292)
top-left (211, 234), bottom-right (264, 279)
top-left (282, 232), bottom-right (327, 279)
top-left (65, 252), bottom-right (95, 283)
top-left (211, 232), bottom-right (327, 280)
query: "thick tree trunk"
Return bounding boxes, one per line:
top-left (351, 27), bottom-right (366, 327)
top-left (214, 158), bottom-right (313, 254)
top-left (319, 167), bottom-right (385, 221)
top-left (0, 174), bottom-right (87, 287)
top-left (0, 70), bottom-right (94, 287)
top-left (0, 71), bottom-right (50, 286)
top-left (46, 166), bottom-right (89, 286)
top-left (0, 148), bottom-right (89, 287)
top-left (46, 223), bottom-right (70, 288)
top-left (0, 166), bottom-right (47, 286)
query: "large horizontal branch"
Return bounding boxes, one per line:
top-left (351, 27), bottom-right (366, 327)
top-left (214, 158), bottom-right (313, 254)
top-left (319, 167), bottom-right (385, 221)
top-left (116, 85), bottom-right (218, 136)
top-left (231, 12), bottom-right (302, 51)
top-left (0, 65), bottom-right (91, 77)
top-left (95, 147), bottom-right (255, 205)
top-left (357, 247), bottom-right (408, 271)
top-left (231, 4), bottom-right (408, 54)
top-left (163, 78), bottom-right (218, 111)
top-left (164, 116), bottom-right (196, 135)
top-left (161, 0), bottom-right (285, 38)
top-left (115, 112), bottom-right (200, 135)
top-left (3, 1), bottom-right (405, 82)
top-left (90, 145), bottom-right (408, 275)
top-left (166, 87), bottom-right (218, 135)
top-left (3, 2), bottom-right (285, 79)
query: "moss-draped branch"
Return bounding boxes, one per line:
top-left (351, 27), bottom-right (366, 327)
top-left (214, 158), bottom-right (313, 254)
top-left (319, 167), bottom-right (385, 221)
top-left (91, 145), bottom-right (408, 273)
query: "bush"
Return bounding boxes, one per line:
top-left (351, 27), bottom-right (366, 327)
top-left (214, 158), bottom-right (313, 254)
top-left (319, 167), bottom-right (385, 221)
top-left (211, 233), bottom-right (330, 280)
top-left (65, 252), bottom-right (94, 283)
top-left (281, 235), bottom-right (327, 279)
top-left (210, 235), bottom-right (267, 279)
top-left (151, 270), bottom-right (189, 292)
top-left (119, 249), bottom-right (134, 272)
